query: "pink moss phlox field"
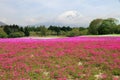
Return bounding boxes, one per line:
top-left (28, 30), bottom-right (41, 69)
top-left (0, 37), bottom-right (120, 80)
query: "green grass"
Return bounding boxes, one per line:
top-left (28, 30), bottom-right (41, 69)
top-left (85, 34), bottom-right (120, 37)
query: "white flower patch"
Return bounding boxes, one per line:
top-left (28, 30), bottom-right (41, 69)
top-left (43, 72), bottom-right (49, 76)
top-left (30, 54), bottom-right (34, 58)
top-left (94, 73), bottom-right (103, 80)
top-left (78, 62), bottom-right (83, 66)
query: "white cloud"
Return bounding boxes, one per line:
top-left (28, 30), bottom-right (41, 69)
top-left (56, 10), bottom-right (89, 26)
top-left (57, 11), bottom-right (82, 23)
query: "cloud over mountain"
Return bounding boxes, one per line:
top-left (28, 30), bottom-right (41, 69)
top-left (0, 0), bottom-right (120, 26)
top-left (0, 21), bottom-right (6, 26)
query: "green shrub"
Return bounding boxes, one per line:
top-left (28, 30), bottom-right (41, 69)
top-left (0, 28), bottom-right (8, 38)
top-left (79, 29), bottom-right (88, 35)
top-left (9, 32), bottom-right (24, 38)
top-left (112, 68), bottom-right (120, 76)
top-left (66, 29), bottom-right (80, 37)
top-left (0, 32), bottom-right (8, 38)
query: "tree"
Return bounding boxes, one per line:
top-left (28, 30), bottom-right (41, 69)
top-left (24, 27), bottom-right (30, 36)
top-left (114, 25), bottom-right (120, 34)
top-left (3, 25), bottom-right (11, 35)
top-left (48, 25), bottom-right (55, 31)
top-left (12, 24), bottom-right (19, 32)
top-left (54, 26), bottom-right (61, 36)
top-left (0, 28), bottom-right (7, 38)
top-left (88, 19), bottom-right (103, 35)
top-left (88, 18), bottom-right (118, 35)
top-left (3, 24), bottom-right (20, 35)
top-left (39, 26), bottom-right (47, 36)
top-left (9, 32), bottom-right (24, 38)
top-left (98, 18), bottom-right (118, 34)
top-left (61, 26), bottom-right (67, 32)
top-left (79, 27), bottom-right (86, 31)
top-left (66, 28), bottom-right (80, 37)
top-left (66, 26), bottom-right (72, 31)
top-left (61, 26), bottom-right (72, 32)
top-left (20, 27), bottom-right (24, 32)
top-left (48, 26), bottom-right (61, 35)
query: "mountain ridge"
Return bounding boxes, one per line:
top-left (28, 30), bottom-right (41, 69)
top-left (0, 21), bottom-right (6, 26)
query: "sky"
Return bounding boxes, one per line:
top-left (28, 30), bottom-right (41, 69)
top-left (0, 0), bottom-right (120, 27)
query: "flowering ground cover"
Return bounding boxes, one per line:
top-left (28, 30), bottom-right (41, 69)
top-left (0, 36), bottom-right (120, 80)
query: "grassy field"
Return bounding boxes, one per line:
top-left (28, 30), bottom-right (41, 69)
top-left (0, 36), bottom-right (120, 80)
top-left (86, 34), bottom-right (120, 37)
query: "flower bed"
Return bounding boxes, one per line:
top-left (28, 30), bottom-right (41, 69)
top-left (0, 37), bottom-right (120, 80)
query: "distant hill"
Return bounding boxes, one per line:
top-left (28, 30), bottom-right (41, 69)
top-left (0, 21), bottom-right (6, 26)
top-left (34, 22), bottom-right (79, 27)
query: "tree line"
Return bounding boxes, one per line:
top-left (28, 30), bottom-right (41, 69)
top-left (0, 18), bottom-right (120, 38)
top-left (0, 25), bottom-right (30, 38)
top-left (0, 25), bottom-right (88, 38)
